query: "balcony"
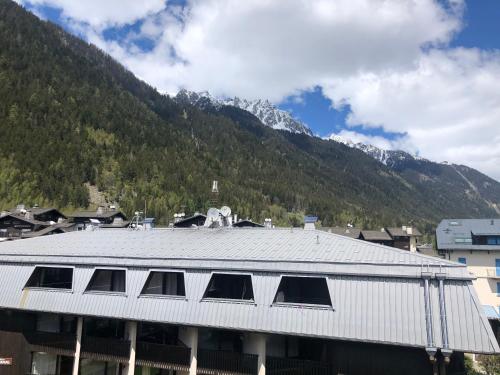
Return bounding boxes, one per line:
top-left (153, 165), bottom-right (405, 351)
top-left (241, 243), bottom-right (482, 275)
top-left (266, 356), bottom-right (334, 375)
top-left (486, 268), bottom-right (500, 279)
top-left (135, 341), bottom-right (191, 372)
top-left (197, 348), bottom-right (258, 375)
top-left (81, 336), bottom-right (130, 363)
top-left (24, 330), bottom-right (76, 356)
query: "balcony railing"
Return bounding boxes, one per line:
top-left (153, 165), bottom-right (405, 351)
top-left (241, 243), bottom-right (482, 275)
top-left (24, 330), bottom-right (76, 355)
top-left (266, 356), bottom-right (334, 375)
top-left (486, 268), bottom-right (500, 279)
top-left (197, 348), bottom-right (258, 375)
top-left (81, 335), bottom-right (130, 363)
top-left (136, 341), bottom-right (191, 371)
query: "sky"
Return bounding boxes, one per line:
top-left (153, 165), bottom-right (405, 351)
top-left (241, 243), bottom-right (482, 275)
top-left (14, 0), bottom-right (500, 180)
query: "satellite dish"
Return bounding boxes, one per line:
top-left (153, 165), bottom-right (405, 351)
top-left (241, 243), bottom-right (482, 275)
top-left (204, 208), bottom-right (221, 228)
top-left (220, 206), bottom-right (231, 217)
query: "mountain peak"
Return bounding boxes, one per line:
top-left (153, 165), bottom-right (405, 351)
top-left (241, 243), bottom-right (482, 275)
top-left (176, 90), bottom-right (313, 136)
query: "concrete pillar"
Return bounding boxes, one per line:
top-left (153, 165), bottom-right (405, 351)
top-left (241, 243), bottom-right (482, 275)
top-left (124, 321), bottom-right (137, 375)
top-left (72, 317), bottom-right (83, 375)
top-left (243, 333), bottom-right (266, 375)
top-left (178, 327), bottom-right (198, 375)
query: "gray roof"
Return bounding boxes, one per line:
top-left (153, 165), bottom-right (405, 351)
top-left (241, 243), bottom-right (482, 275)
top-left (436, 219), bottom-right (500, 251)
top-left (0, 213), bottom-right (50, 227)
top-left (361, 229), bottom-right (393, 241)
top-left (386, 227), bottom-right (422, 237)
top-left (70, 210), bottom-right (126, 219)
top-left (319, 227), bottom-right (361, 239)
top-left (0, 228), bottom-right (497, 354)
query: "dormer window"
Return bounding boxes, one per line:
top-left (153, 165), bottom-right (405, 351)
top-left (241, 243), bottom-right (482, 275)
top-left (141, 271), bottom-right (186, 297)
top-left (203, 273), bottom-right (254, 301)
top-left (86, 269), bottom-right (125, 293)
top-left (273, 276), bottom-right (332, 307)
top-left (25, 266), bottom-right (73, 290)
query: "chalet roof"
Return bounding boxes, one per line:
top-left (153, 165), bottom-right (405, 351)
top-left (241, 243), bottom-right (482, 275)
top-left (70, 210), bottom-right (127, 220)
top-left (386, 227), bottom-right (422, 237)
top-left (320, 227), bottom-right (361, 239)
top-left (173, 214), bottom-right (206, 228)
top-left (0, 213), bottom-right (50, 227)
top-left (22, 223), bottom-right (75, 238)
top-left (361, 229), bottom-right (392, 241)
top-left (0, 228), bottom-right (497, 354)
top-left (232, 219), bottom-right (264, 228)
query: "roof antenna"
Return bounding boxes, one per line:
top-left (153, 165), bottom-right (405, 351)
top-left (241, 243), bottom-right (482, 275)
top-left (316, 235), bottom-right (320, 245)
top-left (210, 180), bottom-right (219, 207)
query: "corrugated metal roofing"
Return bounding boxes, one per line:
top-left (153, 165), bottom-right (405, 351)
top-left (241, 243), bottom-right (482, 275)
top-left (0, 228), bottom-right (497, 354)
top-left (436, 219), bottom-right (500, 250)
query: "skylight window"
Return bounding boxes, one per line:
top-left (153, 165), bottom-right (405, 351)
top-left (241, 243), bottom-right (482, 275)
top-left (25, 267), bottom-right (73, 289)
top-left (141, 271), bottom-right (186, 296)
top-left (86, 269), bottom-right (125, 293)
top-left (273, 276), bottom-right (332, 306)
top-left (203, 273), bottom-right (254, 301)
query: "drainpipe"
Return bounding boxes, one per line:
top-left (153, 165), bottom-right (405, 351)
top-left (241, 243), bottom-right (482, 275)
top-left (422, 271), bottom-right (437, 362)
top-left (436, 273), bottom-right (452, 366)
top-left (72, 317), bottom-right (83, 375)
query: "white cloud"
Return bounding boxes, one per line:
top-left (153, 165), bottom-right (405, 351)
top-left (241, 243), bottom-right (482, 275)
top-left (18, 0), bottom-right (166, 29)
top-left (322, 48), bottom-right (500, 179)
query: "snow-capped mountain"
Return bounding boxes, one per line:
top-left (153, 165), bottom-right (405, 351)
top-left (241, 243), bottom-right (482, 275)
top-left (327, 134), bottom-right (426, 167)
top-left (175, 89), bottom-right (313, 136)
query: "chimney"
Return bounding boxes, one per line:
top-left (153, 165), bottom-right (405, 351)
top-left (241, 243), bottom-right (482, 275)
top-left (402, 225), bottom-right (407, 232)
top-left (407, 227), bottom-right (413, 235)
top-left (96, 206), bottom-right (104, 215)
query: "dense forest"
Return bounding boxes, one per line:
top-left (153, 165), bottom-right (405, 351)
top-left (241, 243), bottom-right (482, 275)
top-left (0, 0), bottom-right (499, 230)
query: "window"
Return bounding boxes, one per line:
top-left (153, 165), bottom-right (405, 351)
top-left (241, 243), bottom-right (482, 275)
top-left (496, 259), bottom-right (500, 277)
top-left (25, 267), bottom-right (73, 289)
top-left (141, 271), bottom-right (185, 296)
top-left (487, 237), bottom-right (500, 245)
top-left (86, 269), bottom-right (125, 293)
top-left (273, 276), bottom-right (332, 306)
top-left (454, 237), bottom-right (472, 244)
top-left (458, 257), bottom-right (467, 265)
top-left (203, 273), bottom-right (254, 301)
top-left (497, 282), bottom-right (500, 297)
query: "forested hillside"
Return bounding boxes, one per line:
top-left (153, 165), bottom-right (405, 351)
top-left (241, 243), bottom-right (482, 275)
top-left (0, 0), bottom-right (499, 230)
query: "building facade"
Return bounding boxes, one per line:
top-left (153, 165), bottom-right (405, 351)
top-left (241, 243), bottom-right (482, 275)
top-left (0, 228), bottom-right (498, 375)
top-left (436, 219), bottom-right (500, 328)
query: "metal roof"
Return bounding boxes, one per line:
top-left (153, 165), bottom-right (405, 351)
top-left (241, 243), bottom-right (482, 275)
top-left (0, 228), bottom-right (497, 354)
top-left (386, 227), bottom-right (422, 237)
top-left (69, 210), bottom-right (127, 219)
top-left (436, 219), bottom-right (500, 251)
top-left (361, 230), bottom-right (393, 241)
top-left (319, 227), bottom-right (361, 239)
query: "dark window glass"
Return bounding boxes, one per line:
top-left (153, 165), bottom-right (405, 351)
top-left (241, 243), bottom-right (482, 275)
top-left (83, 317), bottom-right (125, 339)
top-left (86, 269), bottom-right (125, 292)
top-left (26, 267), bottom-right (73, 289)
top-left (203, 274), bottom-right (254, 301)
top-left (273, 276), bottom-right (332, 306)
top-left (141, 272), bottom-right (185, 296)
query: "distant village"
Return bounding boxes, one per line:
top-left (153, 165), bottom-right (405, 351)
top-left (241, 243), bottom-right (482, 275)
top-left (0, 183), bottom-right (499, 375)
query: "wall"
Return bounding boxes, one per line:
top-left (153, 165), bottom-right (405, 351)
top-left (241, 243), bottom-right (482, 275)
top-left (0, 331), bottom-right (31, 375)
top-left (448, 250), bottom-right (500, 310)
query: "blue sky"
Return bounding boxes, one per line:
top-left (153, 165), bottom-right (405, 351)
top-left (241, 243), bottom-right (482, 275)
top-left (15, 0), bottom-right (500, 179)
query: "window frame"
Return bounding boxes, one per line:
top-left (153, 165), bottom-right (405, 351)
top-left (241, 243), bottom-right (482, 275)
top-left (271, 274), bottom-right (334, 310)
top-left (24, 265), bottom-right (75, 292)
top-left (457, 257), bottom-right (467, 265)
top-left (201, 271), bottom-right (256, 305)
top-left (84, 267), bottom-right (127, 296)
top-left (139, 269), bottom-right (188, 300)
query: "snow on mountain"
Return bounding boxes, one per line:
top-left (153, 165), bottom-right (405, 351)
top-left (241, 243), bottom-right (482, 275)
top-left (327, 134), bottom-right (426, 166)
top-left (175, 89), bottom-right (312, 136)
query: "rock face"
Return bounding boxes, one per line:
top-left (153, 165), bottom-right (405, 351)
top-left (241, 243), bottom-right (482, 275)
top-left (175, 90), bottom-right (313, 135)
